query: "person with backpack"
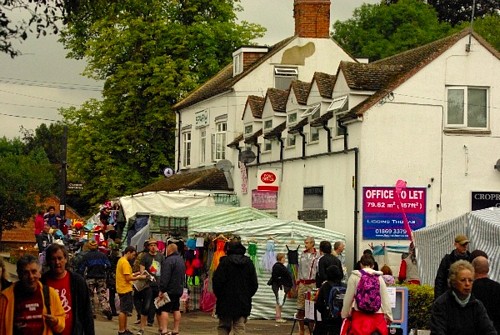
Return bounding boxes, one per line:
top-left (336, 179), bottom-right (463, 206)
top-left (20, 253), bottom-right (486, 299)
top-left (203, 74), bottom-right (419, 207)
top-left (341, 254), bottom-right (392, 335)
top-left (314, 265), bottom-right (345, 335)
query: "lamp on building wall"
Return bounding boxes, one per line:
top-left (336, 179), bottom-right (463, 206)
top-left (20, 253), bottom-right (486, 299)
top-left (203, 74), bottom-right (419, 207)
top-left (495, 159), bottom-right (500, 172)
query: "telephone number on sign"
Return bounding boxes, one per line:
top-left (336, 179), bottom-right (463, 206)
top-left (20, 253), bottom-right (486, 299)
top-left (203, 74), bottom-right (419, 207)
top-left (375, 228), bottom-right (407, 235)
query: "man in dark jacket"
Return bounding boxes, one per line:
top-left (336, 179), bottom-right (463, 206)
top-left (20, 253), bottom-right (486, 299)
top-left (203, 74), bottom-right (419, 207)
top-left (42, 243), bottom-right (95, 335)
top-left (158, 243), bottom-right (186, 335)
top-left (434, 234), bottom-right (472, 299)
top-left (316, 241), bottom-right (341, 288)
top-left (213, 240), bottom-right (258, 335)
top-left (472, 256), bottom-right (500, 333)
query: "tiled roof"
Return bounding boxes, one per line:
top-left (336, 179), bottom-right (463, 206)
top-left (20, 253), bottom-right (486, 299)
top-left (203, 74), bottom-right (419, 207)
top-left (340, 61), bottom-right (403, 91)
top-left (288, 117), bottom-right (309, 134)
top-left (313, 72), bottom-right (336, 98)
top-left (136, 168), bottom-right (231, 193)
top-left (173, 36), bottom-right (296, 111)
top-left (289, 80), bottom-right (311, 105)
top-left (345, 29), bottom-right (499, 118)
top-left (310, 111), bottom-right (333, 127)
top-left (246, 95), bottom-right (265, 119)
top-left (264, 121), bottom-right (287, 140)
top-left (267, 88), bottom-right (288, 112)
top-left (227, 133), bottom-right (243, 148)
top-left (244, 129), bottom-right (263, 144)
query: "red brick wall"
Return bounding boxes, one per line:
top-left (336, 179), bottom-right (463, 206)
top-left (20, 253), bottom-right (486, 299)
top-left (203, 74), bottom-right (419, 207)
top-left (294, 0), bottom-right (331, 38)
top-left (243, 52), bottom-right (267, 71)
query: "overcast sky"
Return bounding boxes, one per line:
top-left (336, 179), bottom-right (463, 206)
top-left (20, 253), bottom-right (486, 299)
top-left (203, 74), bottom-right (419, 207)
top-left (0, 0), bottom-right (378, 139)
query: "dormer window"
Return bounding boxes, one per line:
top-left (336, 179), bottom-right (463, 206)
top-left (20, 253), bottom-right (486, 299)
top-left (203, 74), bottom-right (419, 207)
top-left (288, 112), bottom-right (298, 125)
top-left (233, 53), bottom-right (243, 76)
top-left (264, 119), bottom-right (273, 132)
top-left (244, 124), bottom-right (253, 136)
top-left (275, 67), bottom-right (298, 90)
top-left (328, 96), bottom-right (348, 136)
top-left (301, 104), bottom-right (320, 119)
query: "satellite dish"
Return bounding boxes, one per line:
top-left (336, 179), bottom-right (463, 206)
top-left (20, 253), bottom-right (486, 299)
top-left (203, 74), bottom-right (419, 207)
top-left (239, 149), bottom-right (256, 164)
top-left (163, 167), bottom-right (174, 178)
top-left (216, 159), bottom-right (233, 172)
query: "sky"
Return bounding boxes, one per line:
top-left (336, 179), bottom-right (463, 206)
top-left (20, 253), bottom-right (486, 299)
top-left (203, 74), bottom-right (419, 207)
top-left (0, 0), bottom-right (378, 139)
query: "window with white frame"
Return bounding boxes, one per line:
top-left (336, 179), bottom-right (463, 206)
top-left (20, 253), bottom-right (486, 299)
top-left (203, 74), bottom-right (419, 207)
top-left (286, 134), bottom-right (296, 147)
top-left (264, 119), bottom-right (273, 132)
top-left (244, 124), bottom-right (253, 136)
top-left (447, 86), bottom-right (488, 129)
top-left (328, 96), bottom-right (348, 136)
top-left (199, 128), bottom-right (206, 164)
top-left (263, 139), bottom-right (272, 152)
top-left (182, 132), bottom-right (191, 167)
top-left (233, 53), bottom-right (243, 76)
top-left (310, 127), bottom-right (319, 143)
top-left (303, 186), bottom-right (323, 209)
top-left (301, 104), bottom-right (320, 119)
top-left (275, 67), bottom-right (298, 90)
top-left (288, 112), bottom-right (298, 125)
top-left (213, 121), bottom-right (227, 161)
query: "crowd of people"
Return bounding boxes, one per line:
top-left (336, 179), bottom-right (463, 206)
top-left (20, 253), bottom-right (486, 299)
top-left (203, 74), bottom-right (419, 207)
top-left (1, 203), bottom-right (499, 335)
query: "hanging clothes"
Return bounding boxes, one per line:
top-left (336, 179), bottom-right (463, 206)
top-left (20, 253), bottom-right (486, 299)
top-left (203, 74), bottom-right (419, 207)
top-left (209, 238), bottom-right (226, 272)
top-left (286, 244), bottom-right (300, 298)
top-left (247, 242), bottom-right (261, 274)
top-left (261, 239), bottom-right (277, 272)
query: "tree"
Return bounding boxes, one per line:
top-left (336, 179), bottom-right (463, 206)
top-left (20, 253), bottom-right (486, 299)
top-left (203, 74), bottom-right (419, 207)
top-left (59, 0), bottom-right (265, 207)
top-left (460, 13), bottom-right (500, 51)
top-left (427, 0), bottom-right (499, 26)
top-left (0, 137), bottom-right (55, 243)
top-left (0, 0), bottom-right (69, 57)
top-left (332, 0), bottom-right (453, 61)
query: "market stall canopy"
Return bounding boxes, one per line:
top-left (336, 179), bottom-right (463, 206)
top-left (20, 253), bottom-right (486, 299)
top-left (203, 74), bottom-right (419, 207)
top-left (191, 217), bottom-right (345, 319)
top-left (414, 207), bottom-right (500, 285)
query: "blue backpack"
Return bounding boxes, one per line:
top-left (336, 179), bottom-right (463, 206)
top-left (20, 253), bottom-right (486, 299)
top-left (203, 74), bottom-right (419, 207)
top-left (325, 285), bottom-right (346, 320)
top-left (355, 269), bottom-right (382, 313)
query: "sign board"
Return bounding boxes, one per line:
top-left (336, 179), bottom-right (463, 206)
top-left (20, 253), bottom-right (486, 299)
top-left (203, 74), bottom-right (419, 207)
top-left (252, 190), bottom-right (277, 210)
top-left (195, 109), bottom-right (209, 128)
top-left (363, 186), bottom-right (426, 239)
top-left (67, 182), bottom-right (84, 191)
top-left (257, 168), bottom-right (280, 191)
top-left (471, 191), bottom-right (500, 211)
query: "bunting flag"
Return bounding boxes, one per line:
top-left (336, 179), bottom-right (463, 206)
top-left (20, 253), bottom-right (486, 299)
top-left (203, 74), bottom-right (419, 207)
top-left (395, 179), bottom-right (413, 241)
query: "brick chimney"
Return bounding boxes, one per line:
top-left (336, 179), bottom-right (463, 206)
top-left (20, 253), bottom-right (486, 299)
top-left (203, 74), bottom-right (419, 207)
top-left (294, 0), bottom-right (331, 38)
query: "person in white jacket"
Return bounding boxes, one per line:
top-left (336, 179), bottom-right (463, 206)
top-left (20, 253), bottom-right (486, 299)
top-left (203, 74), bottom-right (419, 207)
top-left (341, 254), bottom-right (393, 335)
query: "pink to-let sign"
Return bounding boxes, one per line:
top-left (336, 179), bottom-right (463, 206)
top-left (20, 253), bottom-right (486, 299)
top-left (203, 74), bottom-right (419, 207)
top-left (252, 190), bottom-right (278, 210)
top-left (257, 169), bottom-right (280, 191)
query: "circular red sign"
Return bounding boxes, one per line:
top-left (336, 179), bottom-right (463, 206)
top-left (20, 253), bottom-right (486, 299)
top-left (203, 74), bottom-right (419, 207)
top-left (261, 172), bottom-right (276, 184)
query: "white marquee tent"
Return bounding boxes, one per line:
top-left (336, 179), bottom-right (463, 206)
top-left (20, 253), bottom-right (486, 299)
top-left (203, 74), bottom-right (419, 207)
top-left (413, 207), bottom-right (500, 285)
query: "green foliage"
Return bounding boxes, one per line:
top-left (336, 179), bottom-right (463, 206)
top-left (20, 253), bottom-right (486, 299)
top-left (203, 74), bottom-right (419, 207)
top-left (427, 0), bottom-right (499, 27)
top-left (58, 0), bottom-right (264, 208)
top-left (456, 13), bottom-right (500, 51)
top-left (332, 0), bottom-right (453, 61)
top-left (404, 284), bottom-right (434, 330)
top-left (0, 137), bottom-right (55, 241)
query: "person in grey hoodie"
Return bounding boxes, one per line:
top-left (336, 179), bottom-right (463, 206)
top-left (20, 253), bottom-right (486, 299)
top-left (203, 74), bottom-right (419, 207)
top-left (213, 240), bottom-right (258, 335)
top-left (158, 243), bottom-right (186, 335)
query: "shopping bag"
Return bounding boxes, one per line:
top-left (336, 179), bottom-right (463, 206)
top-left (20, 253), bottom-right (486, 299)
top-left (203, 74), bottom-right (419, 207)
top-left (340, 317), bottom-right (352, 335)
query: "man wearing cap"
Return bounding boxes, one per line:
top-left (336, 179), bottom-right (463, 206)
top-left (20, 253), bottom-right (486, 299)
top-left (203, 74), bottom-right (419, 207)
top-left (137, 238), bottom-right (165, 334)
top-left (434, 234), bottom-right (472, 299)
top-left (79, 240), bottom-right (113, 320)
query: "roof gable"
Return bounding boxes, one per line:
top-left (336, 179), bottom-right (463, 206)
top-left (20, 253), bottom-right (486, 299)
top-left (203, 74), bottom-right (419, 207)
top-left (242, 95), bottom-right (265, 121)
top-left (312, 72), bottom-right (336, 98)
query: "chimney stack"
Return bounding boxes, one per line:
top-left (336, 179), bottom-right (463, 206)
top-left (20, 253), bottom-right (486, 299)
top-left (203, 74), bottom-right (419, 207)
top-left (294, 0), bottom-right (331, 38)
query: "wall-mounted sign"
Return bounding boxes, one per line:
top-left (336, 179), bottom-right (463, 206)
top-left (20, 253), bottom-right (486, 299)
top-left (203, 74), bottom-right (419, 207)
top-left (363, 186), bottom-right (426, 239)
top-left (471, 191), bottom-right (500, 210)
top-left (195, 109), bottom-right (209, 128)
top-left (252, 190), bottom-right (277, 210)
top-left (67, 182), bottom-right (84, 191)
top-left (257, 168), bottom-right (280, 191)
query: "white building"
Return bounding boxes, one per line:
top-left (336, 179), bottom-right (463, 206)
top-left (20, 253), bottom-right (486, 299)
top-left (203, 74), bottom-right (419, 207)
top-left (174, 2), bottom-right (500, 270)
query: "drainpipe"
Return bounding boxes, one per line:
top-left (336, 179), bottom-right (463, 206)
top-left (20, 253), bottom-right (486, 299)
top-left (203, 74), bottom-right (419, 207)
top-left (338, 119), bottom-right (348, 152)
top-left (298, 129), bottom-right (306, 159)
top-left (339, 118), bottom-right (359, 266)
top-left (176, 110), bottom-right (182, 172)
top-left (253, 143), bottom-right (261, 165)
top-left (322, 123), bottom-right (332, 153)
top-left (278, 136), bottom-right (284, 161)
